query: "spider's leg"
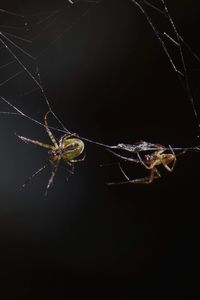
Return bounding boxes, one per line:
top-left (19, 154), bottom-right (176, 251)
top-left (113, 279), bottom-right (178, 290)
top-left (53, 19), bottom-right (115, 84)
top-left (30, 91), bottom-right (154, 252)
top-left (152, 168), bottom-right (161, 180)
top-left (163, 145), bottom-right (177, 172)
top-left (16, 134), bottom-right (54, 149)
top-left (130, 168), bottom-right (160, 184)
top-left (66, 165), bottom-right (75, 175)
top-left (20, 162), bottom-right (49, 190)
top-left (63, 133), bottom-right (78, 138)
top-left (107, 168), bottom-right (161, 185)
top-left (65, 162), bottom-right (75, 183)
top-left (70, 153), bottom-right (86, 163)
top-left (45, 159), bottom-right (60, 196)
top-left (176, 149), bottom-right (188, 158)
top-left (59, 133), bottom-right (79, 147)
top-left (62, 159), bottom-right (75, 172)
top-left (44, 111), bottom-right (58, 147)
top-left (118, 163), bottom-right (130, 181)
top-left (163, 162), bottom-right (176, 172)
top-left (107, 149), bottom-right (140, 164)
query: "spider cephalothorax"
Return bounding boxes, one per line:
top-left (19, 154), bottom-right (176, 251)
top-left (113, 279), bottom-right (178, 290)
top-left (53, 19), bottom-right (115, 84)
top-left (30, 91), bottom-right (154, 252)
top-left (17, 111), bottom-right (85, 194)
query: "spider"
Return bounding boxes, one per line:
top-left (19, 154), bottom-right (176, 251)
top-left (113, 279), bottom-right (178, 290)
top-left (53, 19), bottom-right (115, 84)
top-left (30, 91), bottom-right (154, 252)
top-left (107, 144), bottom-right (186, 185)
top-left (16, 111), bottom-right (85, 195)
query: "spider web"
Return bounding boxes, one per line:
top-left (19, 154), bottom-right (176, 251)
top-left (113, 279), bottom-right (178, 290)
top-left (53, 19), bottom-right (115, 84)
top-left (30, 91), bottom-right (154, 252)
top-left (0, 0), bottom-right (102, 130)
top-left (0, 0), bottom-right (200, 190)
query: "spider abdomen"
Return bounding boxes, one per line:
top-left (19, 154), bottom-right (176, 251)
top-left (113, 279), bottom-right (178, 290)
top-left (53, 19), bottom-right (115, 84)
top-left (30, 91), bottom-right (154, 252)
top-left (61, 138), bottom-right (84, 161)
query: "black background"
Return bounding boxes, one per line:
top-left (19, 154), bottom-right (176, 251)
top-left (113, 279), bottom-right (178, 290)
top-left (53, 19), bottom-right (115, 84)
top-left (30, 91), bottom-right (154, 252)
top-left (0, 1), bottom-right (200, 299)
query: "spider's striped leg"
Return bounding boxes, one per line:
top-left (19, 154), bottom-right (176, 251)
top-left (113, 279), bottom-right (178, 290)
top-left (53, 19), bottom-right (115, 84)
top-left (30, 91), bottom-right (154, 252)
top-left (70, 153), bottom-right (86, 163)
top-left (45, 159), bottom-right (60, 196)
top-left (44, 111), bottom-right (58, 147)
top-left (59, 133), bottom-right (79, 148)
top-left (20, 162), bottom-right (49, 191)
top-left (16, 134), bottom-right (54, 149)
top-left (65, 162), bottom-right (75, 182)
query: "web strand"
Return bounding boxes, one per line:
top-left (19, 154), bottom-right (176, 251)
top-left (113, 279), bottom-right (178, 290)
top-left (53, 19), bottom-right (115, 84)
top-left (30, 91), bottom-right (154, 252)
top-left (131, 0), bottom-right (200, 136)
top-left (160, 0), bottom-right (200, 134)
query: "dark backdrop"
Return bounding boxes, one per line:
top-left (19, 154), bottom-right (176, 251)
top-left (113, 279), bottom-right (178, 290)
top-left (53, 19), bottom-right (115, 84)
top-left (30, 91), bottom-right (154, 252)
top-left (0, 1), bottom-right (200, 299)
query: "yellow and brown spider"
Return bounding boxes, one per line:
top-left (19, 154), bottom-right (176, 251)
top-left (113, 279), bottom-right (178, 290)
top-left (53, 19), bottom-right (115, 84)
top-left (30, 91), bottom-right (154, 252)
top-left (17, 111), bottom-right (85, 195)
top-left (107, 143), bottom-right (186, 185)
